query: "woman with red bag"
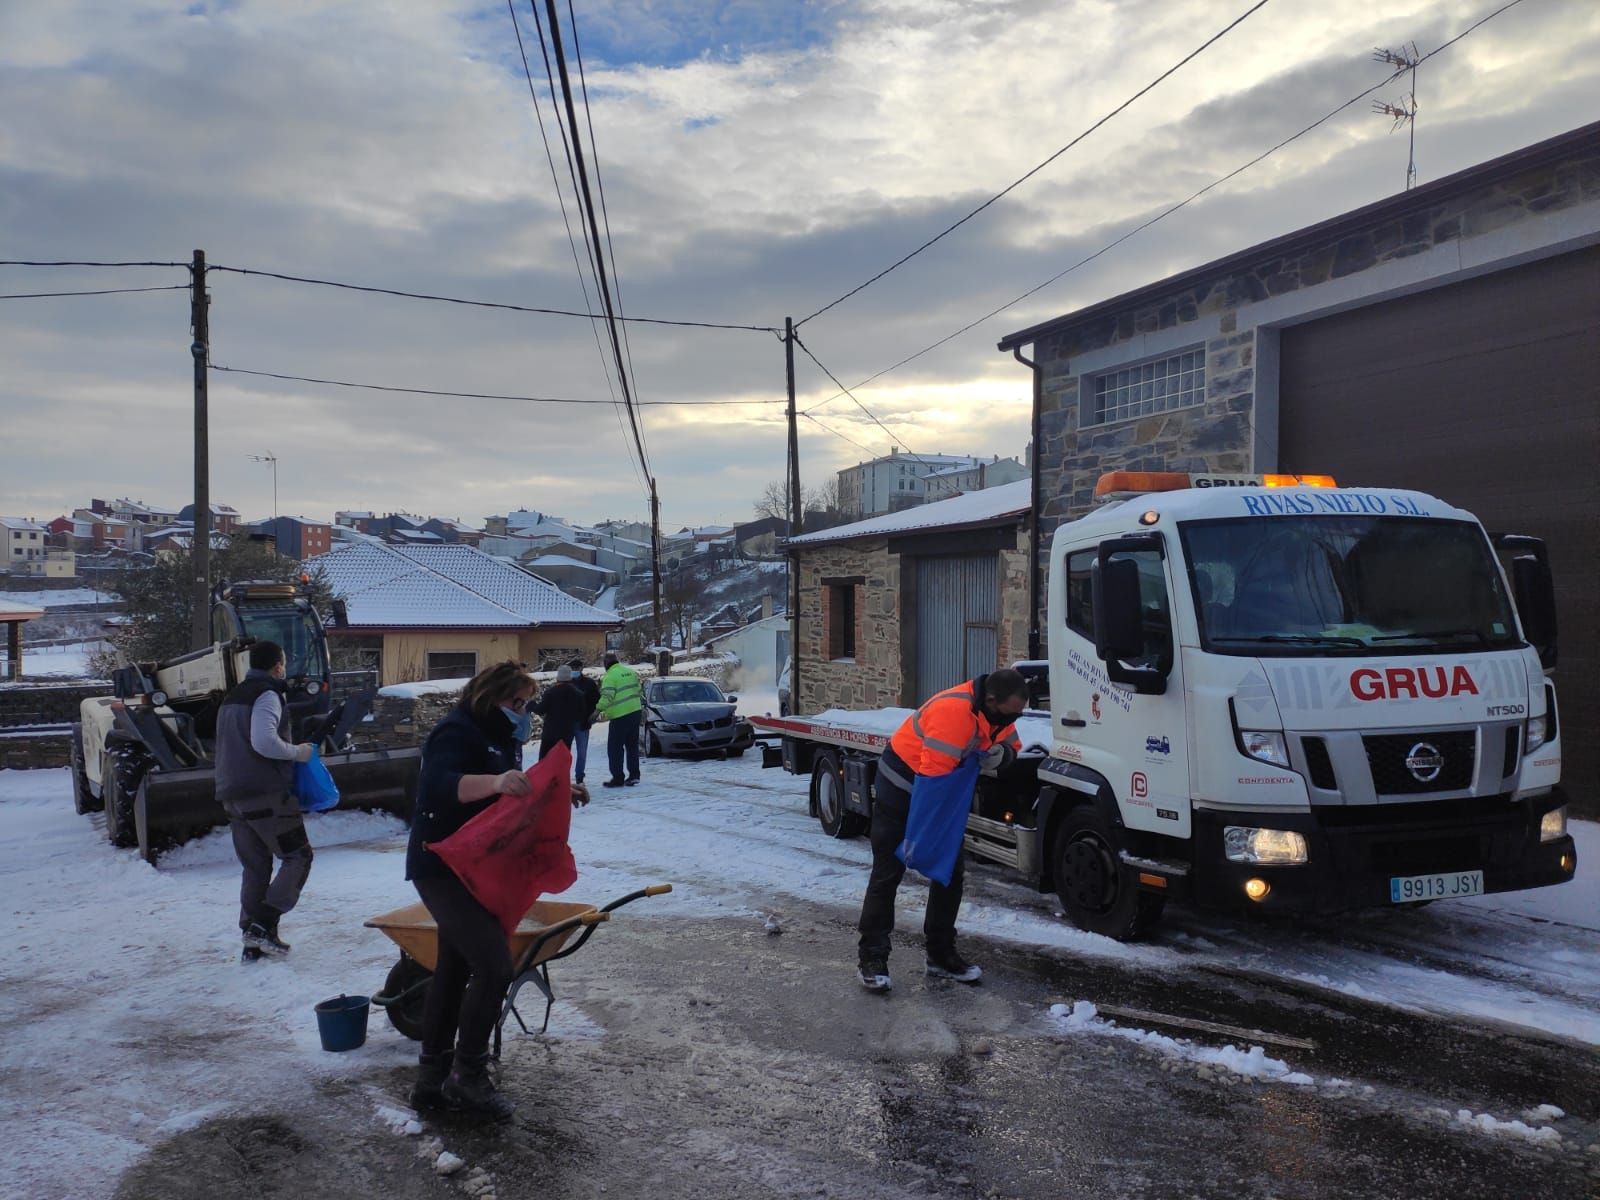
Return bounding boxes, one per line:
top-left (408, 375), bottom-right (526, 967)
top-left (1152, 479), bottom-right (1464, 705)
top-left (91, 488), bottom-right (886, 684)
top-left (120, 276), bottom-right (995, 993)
top-left (405, 661), bottom-right (536, 1120)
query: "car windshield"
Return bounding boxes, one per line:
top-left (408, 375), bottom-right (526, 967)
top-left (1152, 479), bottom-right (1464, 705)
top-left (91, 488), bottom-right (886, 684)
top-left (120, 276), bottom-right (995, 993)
top-left (237, 605), bottom-right (328, 678)
top-left (651, 680), bottom-right (724, 704)
top-left (1180, 516), bottom-right (1521, 656)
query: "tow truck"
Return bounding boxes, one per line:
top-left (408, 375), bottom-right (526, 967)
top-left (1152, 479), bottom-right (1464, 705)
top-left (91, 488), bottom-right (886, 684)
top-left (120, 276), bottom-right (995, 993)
top-left (753, 472), bottom-right (1577, 939)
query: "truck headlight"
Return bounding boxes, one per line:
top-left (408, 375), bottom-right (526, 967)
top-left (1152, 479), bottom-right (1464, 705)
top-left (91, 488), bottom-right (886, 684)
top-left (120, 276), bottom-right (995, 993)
top-left (1524, 715), bottom-right (1548, 753)
top-left (1540, 805), bottom-right (1567, 843)
top-left (1239, 730), bottom-right (1289, 768)
top-left (1224, 826), bottom-right (1309, 865)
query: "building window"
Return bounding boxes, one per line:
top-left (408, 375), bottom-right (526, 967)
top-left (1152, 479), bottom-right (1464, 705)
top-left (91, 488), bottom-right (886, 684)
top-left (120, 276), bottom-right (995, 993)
top-left (827, 584), bottom-right (857, 660)
top-left (1086, 347), bottom-right (1205, 427)
top-left (426, 650), bottom-right (478, 680)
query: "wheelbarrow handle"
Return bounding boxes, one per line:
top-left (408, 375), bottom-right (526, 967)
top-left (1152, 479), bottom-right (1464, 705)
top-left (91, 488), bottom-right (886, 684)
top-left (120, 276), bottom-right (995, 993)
top-left (601, 883), bottom-right (674, 913)
top-left (511, 911), bottom-right (609, 975)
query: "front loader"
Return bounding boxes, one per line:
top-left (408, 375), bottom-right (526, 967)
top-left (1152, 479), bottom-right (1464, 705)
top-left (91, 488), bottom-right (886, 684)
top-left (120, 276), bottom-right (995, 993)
top-left (72, 580), bottom-right (420, 862)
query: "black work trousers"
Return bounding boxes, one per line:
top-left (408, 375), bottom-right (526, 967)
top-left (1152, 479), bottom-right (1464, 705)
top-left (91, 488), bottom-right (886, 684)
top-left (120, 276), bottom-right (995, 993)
top-left (413, 872), bottom-right (514, 1060)
top-left (856, 771), bottom-right (964, 962)
top-left (607, 710), bottom-right (641, 782)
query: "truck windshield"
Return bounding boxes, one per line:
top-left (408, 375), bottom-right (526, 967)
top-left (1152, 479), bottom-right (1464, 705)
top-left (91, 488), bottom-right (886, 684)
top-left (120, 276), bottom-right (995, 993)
top-left (238, 606), bottom-right (328, 679)
top-left (1179, 516), bottom-right (1521, 656)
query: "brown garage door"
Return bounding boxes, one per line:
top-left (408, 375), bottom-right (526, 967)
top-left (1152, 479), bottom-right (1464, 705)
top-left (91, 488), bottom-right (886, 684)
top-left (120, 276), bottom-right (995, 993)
top-left (1279, 246), bottom-right (1600, 812)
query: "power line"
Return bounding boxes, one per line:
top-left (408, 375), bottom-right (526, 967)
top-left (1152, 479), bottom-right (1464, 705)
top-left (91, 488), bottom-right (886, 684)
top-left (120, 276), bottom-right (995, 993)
top-left (0, 259), bottom-right (187, 268)
top-left (206, 263), bottom-right (775, 332)
top-left (791, 332), bottom-right (942, 473)
top-left (210, 363), bottom-right (783, 405)
top-left (800, 410), bottom-right (875, 455)
top-left (0, 284), bottom-right (189, 300)
top-left (794, 0), bottom-right (1274, 327)
top-left (508, 0), bottom-right (646, 497)
top-left (806, 0), bottom-right (1531, 415)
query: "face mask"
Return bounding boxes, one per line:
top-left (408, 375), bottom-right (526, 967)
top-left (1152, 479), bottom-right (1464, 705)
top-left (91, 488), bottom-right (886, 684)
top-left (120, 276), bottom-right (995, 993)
top-left (500, 704), bottom-right (533, 742)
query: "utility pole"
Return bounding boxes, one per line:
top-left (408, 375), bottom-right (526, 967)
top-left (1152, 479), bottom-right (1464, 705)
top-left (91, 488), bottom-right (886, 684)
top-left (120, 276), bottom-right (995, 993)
top-left (785, 317), bottom-right (801, 712)
top-left (650, 477), bottom-right (663, 647)
top-left (190, 250), bottom-right (211, 652)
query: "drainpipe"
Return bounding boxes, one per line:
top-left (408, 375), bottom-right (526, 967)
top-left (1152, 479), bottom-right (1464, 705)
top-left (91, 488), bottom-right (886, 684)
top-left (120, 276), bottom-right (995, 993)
top-left (1014, 345), bottom-right (1042, 661)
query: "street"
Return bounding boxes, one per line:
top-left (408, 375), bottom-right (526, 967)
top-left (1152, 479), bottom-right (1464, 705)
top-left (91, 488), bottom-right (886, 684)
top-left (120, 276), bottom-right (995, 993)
top-left (1, 751), bottom-right (1595, 1200)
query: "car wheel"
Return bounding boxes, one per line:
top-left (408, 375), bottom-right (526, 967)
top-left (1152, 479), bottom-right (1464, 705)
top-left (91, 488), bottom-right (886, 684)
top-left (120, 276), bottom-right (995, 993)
top-left (726, 747), bottom-right (746, 758)
top-left (811, 750), bottom-right (865, 839)
top-left (1052, 805), bottom-right (1164, 940)
top-left (641, 725), bottom-right (662, 757)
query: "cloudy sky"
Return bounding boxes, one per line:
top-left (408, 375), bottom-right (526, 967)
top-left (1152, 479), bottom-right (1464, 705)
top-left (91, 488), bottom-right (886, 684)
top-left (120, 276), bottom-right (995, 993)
top-left (2, 0), bottom-right (1595, 531)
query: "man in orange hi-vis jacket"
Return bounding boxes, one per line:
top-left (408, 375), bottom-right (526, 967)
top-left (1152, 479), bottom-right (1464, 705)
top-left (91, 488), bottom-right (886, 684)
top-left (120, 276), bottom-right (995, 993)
top-left (857, 668), bottom-right (1028, 992)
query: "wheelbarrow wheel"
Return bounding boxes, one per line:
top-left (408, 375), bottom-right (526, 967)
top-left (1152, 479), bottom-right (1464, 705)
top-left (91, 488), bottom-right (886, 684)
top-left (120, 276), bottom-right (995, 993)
top-left (380, 954), bottom-right (432, 1041)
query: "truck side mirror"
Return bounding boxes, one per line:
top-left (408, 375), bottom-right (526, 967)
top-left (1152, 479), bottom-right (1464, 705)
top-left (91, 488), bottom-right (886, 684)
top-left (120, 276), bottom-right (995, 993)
top-left (1511, 555), bottom-right (1558, 669)
top-left (1092, 535), bottom-right (1169, 696)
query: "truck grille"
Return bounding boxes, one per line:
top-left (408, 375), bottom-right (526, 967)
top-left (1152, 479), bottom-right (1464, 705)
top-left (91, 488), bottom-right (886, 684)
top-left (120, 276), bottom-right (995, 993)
top-left (1300, 737), bottom-right (1337, 790)
top-left (1500, 727), bottom-right (1520, 781)
top-left (1363, 731), bottom-right (1475, 795)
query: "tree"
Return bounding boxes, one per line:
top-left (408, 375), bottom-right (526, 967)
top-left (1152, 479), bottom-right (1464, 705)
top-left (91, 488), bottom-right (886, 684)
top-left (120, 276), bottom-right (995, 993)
top-left (754, 479), bottom-right (789, 523)
top-left (807, 476), bottom-right (841, 515)
top-left (661, 564), bottom-right (704, 648)
top-left (102, 537), bottom-right (337, 667)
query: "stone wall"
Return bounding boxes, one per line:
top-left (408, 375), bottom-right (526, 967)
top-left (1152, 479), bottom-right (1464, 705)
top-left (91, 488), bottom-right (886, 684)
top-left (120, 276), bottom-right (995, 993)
top-left (0, 730), bottom-right (72, 769)
top-left (1030, 147), bottom-right (1600, 650)
top-left (794, 539), bottom-right (903, 714)
top-left (0, 681), bottom-right (110, 728)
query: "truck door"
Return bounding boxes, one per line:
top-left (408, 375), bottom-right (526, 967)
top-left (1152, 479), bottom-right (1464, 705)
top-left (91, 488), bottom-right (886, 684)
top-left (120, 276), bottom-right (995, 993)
top-left (1059, 542), bottom-right (1191, 839)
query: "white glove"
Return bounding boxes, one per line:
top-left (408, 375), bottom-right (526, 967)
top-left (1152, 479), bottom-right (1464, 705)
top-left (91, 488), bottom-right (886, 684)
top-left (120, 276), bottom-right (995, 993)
top-left (982, 743), bottom-right (1016, 771)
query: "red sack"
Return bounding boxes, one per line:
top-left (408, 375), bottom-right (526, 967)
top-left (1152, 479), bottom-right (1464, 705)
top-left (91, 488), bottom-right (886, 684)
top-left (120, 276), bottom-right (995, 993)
top-left (427, 742), bottom-right (579, 935)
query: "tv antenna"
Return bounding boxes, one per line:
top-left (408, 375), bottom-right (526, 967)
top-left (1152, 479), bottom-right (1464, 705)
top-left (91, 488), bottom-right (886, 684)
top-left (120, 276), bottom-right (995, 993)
top-left (1372, 43), bottom-right (1421, 190)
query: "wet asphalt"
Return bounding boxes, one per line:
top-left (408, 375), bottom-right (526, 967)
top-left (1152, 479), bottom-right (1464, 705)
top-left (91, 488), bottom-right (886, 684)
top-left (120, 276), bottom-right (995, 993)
top-left (113, 890), bottom-right (1599, 1200)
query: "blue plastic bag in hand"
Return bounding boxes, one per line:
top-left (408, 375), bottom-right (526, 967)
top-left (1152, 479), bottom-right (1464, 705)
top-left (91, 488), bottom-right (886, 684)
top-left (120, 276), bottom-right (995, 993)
top-left (896, 755), bottom-right (980, 887)
top-left (294, 750), bottom-right (340, 813)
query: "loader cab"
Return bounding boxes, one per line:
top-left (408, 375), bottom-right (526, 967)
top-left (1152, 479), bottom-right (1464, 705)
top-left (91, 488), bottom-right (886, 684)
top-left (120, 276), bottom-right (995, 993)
top-left (214, 582), bottom-right (333, 731)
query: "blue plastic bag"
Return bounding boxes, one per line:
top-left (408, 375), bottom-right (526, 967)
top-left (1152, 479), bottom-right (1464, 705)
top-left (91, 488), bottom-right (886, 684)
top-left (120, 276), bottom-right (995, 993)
top-left (896, 755), bottom-right (980, 887)
top-left (294, 750), bottom-right (340, 813)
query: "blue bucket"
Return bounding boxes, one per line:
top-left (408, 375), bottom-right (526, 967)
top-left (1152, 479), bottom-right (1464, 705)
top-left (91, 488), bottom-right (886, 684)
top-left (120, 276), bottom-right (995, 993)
top-left (315, 993), bottom-right (370, 1052)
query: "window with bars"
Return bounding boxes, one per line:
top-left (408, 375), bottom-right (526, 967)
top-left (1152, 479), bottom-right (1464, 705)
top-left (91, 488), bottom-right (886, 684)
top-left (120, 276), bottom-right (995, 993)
top-left (1086, 347), bottom-right (1205, 427)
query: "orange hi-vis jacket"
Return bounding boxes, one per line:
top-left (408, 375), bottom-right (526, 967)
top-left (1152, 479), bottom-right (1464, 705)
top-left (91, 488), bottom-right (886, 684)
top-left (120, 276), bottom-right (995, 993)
top-left (888, 677), bottom-right (1022, 779)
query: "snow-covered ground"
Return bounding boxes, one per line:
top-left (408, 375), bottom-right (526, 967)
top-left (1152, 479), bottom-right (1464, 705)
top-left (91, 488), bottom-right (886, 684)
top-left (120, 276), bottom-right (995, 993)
top-left (7, 639), bottom-right (109, 679)
top-left (0, 588), bottom-right (112, 608)
top-left (0, 750), bottom-right (1594, 1196)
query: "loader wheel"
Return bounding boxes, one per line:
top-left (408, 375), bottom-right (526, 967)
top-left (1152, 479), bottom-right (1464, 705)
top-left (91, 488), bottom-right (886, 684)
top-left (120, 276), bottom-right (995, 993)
top-left (811, 751), bottom-right (866, 839)
top-left (1052, 806), bottom-right (1164, 941)
top-left (103, 745), bottom-right (149, 850)
top-left (379, 954), bottom-right (432, 1041)
top-left (71, 727), bottom-right (101, 814)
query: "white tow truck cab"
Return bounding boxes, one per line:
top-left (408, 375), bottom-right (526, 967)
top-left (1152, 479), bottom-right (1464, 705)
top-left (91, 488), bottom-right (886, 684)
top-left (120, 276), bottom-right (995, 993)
top-left (1037, 471), bottom-right (1574, 935)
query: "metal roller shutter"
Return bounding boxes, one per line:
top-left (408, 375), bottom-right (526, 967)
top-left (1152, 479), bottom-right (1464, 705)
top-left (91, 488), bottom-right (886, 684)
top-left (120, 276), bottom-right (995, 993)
top-left (1278, 247), bottom-right (1600, 808)
top-left (915, 555), bottom-right (999, 697)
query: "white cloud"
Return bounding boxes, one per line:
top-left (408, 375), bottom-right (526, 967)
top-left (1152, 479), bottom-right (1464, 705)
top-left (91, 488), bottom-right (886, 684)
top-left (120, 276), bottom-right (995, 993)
top-left (1, 0), bottom-right (1595, 528)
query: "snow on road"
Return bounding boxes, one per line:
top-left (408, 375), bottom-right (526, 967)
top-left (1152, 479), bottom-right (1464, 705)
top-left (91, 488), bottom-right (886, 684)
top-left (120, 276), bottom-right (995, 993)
top-left (0, 751), bottom-right (1594, 1196)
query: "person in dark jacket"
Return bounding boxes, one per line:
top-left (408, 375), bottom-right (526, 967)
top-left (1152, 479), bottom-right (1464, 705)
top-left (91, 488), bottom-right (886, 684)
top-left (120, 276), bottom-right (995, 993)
top-left (567, 659), bottom-right (600, 785)
top-left (407, 660), bottom-right (536, 1120)
top-left (213, 640), bottom-right (316, 962)
top-left (534, 665), bottom-right (588, 766)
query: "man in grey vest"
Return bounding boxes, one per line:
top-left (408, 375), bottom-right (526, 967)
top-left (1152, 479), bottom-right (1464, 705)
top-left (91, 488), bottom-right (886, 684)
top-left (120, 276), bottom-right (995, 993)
top-left (214, 640), bottom-right (316, 961)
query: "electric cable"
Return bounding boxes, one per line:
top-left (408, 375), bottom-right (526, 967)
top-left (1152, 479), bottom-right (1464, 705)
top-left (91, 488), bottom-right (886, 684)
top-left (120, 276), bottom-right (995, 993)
top-left (0, 285), bottom-right (189, 300)
top-left (805, 0), bottom-right (1533, 414)
top-left (794, 0), bottom-right (1274, 327)
top-left (0, 259), bottom-right (187, 268)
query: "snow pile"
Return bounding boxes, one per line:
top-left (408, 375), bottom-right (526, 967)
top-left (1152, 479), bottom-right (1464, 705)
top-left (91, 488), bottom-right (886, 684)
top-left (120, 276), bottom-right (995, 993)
top-left (1453, 1109), bottom-right (1562, 1146)
top-left (1048, 1000), bottom-right (1314, 1085)
top-left (1521, 1103), bottom-right (1566, 1123)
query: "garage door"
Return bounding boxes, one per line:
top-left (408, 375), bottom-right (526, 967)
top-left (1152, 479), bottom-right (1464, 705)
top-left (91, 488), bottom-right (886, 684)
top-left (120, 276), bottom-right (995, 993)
top-left (915, 555), bottom-right (999, 697)
top-left (1278, 246), bottom-right (1600, 808)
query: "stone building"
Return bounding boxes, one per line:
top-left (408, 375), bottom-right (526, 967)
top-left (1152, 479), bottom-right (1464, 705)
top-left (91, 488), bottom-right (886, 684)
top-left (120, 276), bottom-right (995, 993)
top-left (998, 120), bottom-right (1600, 801)
top-left (785, 482), bottom-right (1032, 713)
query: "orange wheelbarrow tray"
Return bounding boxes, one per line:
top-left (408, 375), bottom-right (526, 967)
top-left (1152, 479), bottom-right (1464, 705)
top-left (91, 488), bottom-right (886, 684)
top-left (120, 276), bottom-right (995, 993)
top-left (366, 884), bottom-right (672, 1056)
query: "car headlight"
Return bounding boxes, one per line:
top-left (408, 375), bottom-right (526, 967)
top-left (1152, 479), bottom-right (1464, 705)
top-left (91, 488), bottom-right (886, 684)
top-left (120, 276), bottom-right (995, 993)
top-left (1224, 826), bottom-right (1309, 865)
top-left (655, 722), bottom-right (686, 732)
top-left (1524, 715), bottom-right (1548, 753)
top-left (1540, 805), bottom-right (1567, 844)
top-left (1239, 730), bottom-right (1290, 768)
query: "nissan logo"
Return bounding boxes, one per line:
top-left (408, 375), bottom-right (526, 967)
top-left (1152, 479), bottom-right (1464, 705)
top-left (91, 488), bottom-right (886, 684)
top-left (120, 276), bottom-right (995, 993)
top-left (1405, 741), bottom-right (1445, 783)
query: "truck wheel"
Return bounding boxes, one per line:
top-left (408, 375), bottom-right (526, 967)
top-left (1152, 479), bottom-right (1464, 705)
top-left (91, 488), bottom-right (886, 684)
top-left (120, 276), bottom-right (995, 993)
top-left (812, 751), bottom-right (866, 839)
top-left (379, 954), bottom-right (431, 1040)
top-left (1052, 807), bottom-right (1164, 941)
top-left (71, 726), bottom-right (101, 814)
top-left (103, 746), bottom-right (148, 849)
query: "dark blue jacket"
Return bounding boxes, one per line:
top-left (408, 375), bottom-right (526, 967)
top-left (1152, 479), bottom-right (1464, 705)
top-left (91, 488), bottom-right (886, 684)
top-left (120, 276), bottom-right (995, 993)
top-left (406, 704), bottom-right (523, 882)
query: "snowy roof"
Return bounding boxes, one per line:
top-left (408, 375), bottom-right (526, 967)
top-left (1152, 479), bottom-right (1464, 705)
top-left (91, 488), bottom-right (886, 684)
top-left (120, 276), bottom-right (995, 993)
top-left (784, 479), bottom-right (1031, 547)
top-left (846, 452), bottom-right (983, 470)
top-left (0, 602), bottom-right (45, 622)
top-left (0, 517), bottom-right (46, 531)
top-left (316, 542), bottom-right (616, 628)
top-left (528, 554), bottom-right (611, 574)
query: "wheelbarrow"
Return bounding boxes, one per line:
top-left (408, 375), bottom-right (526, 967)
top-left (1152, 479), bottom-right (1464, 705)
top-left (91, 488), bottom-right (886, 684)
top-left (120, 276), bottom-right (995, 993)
top-left (366, 884), bottom-right (672, 1058)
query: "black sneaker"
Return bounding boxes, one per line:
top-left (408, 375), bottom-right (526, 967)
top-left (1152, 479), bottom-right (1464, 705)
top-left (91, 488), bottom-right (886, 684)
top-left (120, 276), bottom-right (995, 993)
top-left (442, 1054), bottom-right (515, 1122)
top-left (601, 777), bottom-right (626, 789)
top-left (858, 957), bottom-right (892, 992)
top-left (624, 776), bottom-right (640, 786)
top-left (925, 948), bottom-right (982, 983)
top-left (243, 922), bottom-right (291, 958)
